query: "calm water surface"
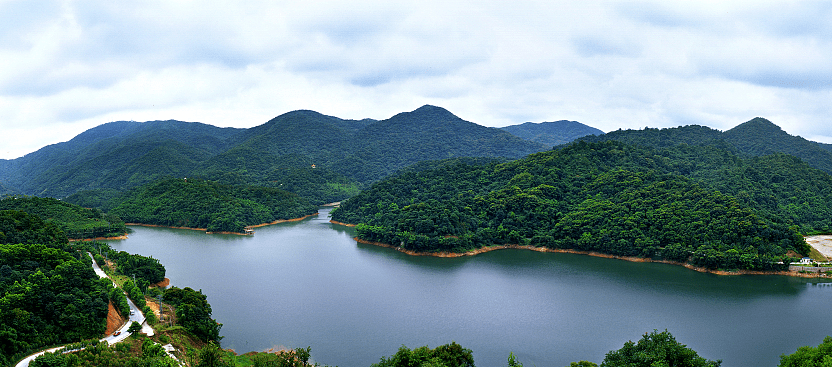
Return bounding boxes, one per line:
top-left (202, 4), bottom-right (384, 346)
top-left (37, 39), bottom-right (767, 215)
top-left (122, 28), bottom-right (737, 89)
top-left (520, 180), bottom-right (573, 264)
top-left (108, 208), bottom-right (831, 367)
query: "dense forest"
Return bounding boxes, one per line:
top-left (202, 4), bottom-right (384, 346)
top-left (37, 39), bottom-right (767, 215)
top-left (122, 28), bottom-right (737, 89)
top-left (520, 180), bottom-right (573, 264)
top-left (90, 178), bottom-right (319, 233)
top-left (0, 211), bottom-right (110, 366)
top-left (332, 140), bottom-right (830, 271)
top-left (576, 118), bottom-right (832, 174)
top-left (0, 196), bottom-right (126, 239)
top-left (0, 106), bottom-right (547, 205)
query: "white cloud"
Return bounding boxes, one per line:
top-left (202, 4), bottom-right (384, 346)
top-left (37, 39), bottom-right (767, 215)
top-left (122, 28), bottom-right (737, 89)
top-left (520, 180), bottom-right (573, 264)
top-left (0, 0), bottom-right (829, 160)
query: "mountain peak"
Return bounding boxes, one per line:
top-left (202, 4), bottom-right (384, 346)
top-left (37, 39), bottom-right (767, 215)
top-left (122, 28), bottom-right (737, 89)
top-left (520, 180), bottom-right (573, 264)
top-left (381, 105), bottom-right (464, 128)
top-left (500, 119), bottom-right (604, 147)
top-left (727, 117), bottom-right (784, 134)
top-left (406, 105), bottom-right (459, 119)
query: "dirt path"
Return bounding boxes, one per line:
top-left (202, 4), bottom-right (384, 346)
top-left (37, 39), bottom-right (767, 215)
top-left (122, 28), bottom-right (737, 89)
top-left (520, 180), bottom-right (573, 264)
top-left (805, 235), bottom-right (832, 260)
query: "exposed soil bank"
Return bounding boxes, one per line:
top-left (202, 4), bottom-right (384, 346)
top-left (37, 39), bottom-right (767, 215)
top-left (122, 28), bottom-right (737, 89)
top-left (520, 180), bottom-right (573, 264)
top-left (805, 235), bottom-right (832, 260)
top-left (69, 235), bottom-right (129, 242)
top-left (104, 301), bottom-right (126, 336)
top-left (329, 220), bottom-right (355, 227)
top-left (126, 213), bottom-right (319, 235)
top-left (247, 213), bottom-right (319, 229)
top-left (125, 223), bottom-right (207, 231)
top-left (352, 237), bottom-right (832, 278)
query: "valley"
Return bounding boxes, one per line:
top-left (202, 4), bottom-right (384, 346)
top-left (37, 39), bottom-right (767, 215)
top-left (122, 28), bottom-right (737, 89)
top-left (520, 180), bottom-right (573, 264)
top-left (0, 105), bottom-right (830, 366)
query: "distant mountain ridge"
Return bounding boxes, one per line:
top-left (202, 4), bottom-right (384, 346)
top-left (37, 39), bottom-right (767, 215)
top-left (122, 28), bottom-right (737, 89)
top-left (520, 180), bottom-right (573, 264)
top-left (500, 120), bottom-right (604, 148)
top-left (575, 117), bottom-right (832, 174)
top-left (1, 108), bottom-right (828, 205)
top-left (0, 106), bottom-right (549, 201)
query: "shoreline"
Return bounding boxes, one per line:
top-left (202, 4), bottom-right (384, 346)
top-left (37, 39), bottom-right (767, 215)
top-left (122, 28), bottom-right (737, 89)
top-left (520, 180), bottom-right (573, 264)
top-left (329, 219), bottom-right (355, 227)
top-left (69, 235), bottom-right (129, 242)
top-left (125, 212), bottom-right (320, 235)
top-left (246, 213), bottom-right (319, 229)
top-left (349, 237), bottom-right (831, 279)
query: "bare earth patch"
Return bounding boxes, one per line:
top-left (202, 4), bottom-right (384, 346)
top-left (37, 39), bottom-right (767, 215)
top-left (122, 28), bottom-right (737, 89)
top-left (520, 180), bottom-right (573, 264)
top-left (805, 235), bottom-right (832, 260)
top-left (105, 301), bottom-right (126, 336)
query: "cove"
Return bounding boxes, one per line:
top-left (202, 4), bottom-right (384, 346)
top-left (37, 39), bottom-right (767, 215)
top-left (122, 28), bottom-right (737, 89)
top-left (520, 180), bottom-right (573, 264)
top-left (106, 207), bottom-right (831, 367)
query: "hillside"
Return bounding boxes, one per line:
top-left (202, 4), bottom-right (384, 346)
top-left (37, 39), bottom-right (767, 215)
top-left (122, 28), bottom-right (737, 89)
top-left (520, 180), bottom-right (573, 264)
top-left (0, 196), bottom-right (127, 239)
top-left (331, 140), bottom-right (830, 271)
top-left (108, 178), bottom-right (319, 233)
top-left (500, 120), bottom-right (604, 147)
top-left (576, 118), bottom-right (832, 174)
top-left (0, 212), bottom-right (110, 366)
top-left (1, 106), bottom-right (548, 205)
top-left (1, 120), bottom-right (243, 197)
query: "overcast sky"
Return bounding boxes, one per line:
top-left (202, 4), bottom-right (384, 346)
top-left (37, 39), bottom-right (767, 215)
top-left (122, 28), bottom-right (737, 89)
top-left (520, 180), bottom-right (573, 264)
top-left (0, 1), bottom-right (830, 159)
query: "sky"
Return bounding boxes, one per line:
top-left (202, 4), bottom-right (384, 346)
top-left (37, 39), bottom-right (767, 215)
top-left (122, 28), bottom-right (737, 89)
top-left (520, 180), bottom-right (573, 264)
top-left (0, 1), bottom-right (830, 159)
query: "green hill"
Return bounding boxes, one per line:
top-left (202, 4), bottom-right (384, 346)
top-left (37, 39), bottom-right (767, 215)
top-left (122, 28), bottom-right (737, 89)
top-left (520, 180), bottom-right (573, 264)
top-left (331, 140), bottom-right (830, 271)
top-left (1, 120), bottom-right (243, 197)
top-left (3, 106), bottom-right (548, 205)
top-left (0, 196), bottom-right (126, 239)
top-left (500, 120), bottom-right (604, 147)
top-left (108, 178), bottom-right (318, 233)
top-left (576, 118), bottom-right (832, 174)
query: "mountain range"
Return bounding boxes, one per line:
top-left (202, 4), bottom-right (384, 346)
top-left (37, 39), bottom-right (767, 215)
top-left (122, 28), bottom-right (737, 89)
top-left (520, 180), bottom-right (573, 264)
top-left (0, 106), bottom-right (829, 205)
top-left (0, 106), bottom-right (557, 201)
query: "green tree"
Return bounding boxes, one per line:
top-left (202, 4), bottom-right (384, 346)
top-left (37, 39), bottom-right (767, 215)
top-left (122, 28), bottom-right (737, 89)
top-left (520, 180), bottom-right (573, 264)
top-left (600, 330), bottom-right (721, 367)
top-left (198, 341), bottom-right (228, 367)
top-left (127, 321), bottom-right (142, 334)
top-left (508, 352), bottom-right (523, 367)
top-left (372, 342), bottom-right (474, 367)
top-left (778, 336), bottom-right (832, 367)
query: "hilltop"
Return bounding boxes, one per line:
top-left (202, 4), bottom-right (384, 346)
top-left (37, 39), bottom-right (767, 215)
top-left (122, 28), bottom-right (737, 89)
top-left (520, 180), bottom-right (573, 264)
top-left (500, 120), bottom-right (604, 147)
top-left (576, 117), bottom-right (832, 174)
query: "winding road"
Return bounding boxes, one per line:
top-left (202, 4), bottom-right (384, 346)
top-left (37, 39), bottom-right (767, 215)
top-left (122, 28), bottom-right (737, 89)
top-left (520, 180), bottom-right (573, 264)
top-left (14, 253), bottom-right (154, 367)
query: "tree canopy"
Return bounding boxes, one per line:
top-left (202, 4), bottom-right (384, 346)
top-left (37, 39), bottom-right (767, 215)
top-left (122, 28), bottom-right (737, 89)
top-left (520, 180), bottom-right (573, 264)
top-left (332, 141), bottom-right (828, 271)
top-left (105, 178), bottom-right (318, 233)
top-left (600, 330), bottom-right (721, 367)
top-left (0, 196), bottom-right (126, 239)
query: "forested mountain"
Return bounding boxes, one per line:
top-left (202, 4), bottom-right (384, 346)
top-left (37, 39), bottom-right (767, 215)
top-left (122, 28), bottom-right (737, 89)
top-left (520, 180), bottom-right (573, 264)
top-left (1, 106), bottom-right (547, 205)
top-left (0, 120), bottom-right (244, 197)
top-left (500, 120), bottom-right (604, 147)
top-left (0, 196), bottom-right (126, 239)
top-left (2, 108), bottom-right (828, 214)
top-left (576, 117), bottom-right (832, 174)
top-left (332, 140), bottom-right (830, 271)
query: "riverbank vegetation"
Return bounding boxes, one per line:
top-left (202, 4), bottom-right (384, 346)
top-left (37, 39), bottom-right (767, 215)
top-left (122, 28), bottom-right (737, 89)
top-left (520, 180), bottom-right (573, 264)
top-left (332, 141), bottom-right (830, 271)
top-left (778, 336), bottom-right (831, 367)
top-left (97, 178), bottom-right (318, 234)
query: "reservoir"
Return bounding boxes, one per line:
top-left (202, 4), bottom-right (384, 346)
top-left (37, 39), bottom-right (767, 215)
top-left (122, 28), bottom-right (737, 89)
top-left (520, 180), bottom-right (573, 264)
top-left (107, 207), bottom-right (831, 367)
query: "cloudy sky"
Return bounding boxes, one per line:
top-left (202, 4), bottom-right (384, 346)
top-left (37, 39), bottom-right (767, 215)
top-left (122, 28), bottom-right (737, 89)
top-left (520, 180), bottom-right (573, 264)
top-left (0, 1), bottom-right (830, 159)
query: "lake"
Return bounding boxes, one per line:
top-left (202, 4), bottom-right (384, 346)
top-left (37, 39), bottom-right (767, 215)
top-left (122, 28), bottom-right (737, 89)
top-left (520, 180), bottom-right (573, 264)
top-left (107, 207), bottom-right (831, 367)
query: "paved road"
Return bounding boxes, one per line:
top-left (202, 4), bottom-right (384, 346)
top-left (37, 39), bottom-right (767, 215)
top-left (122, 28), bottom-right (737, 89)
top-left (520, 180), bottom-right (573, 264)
top-left (14, 253), bottom-right (153, 367)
